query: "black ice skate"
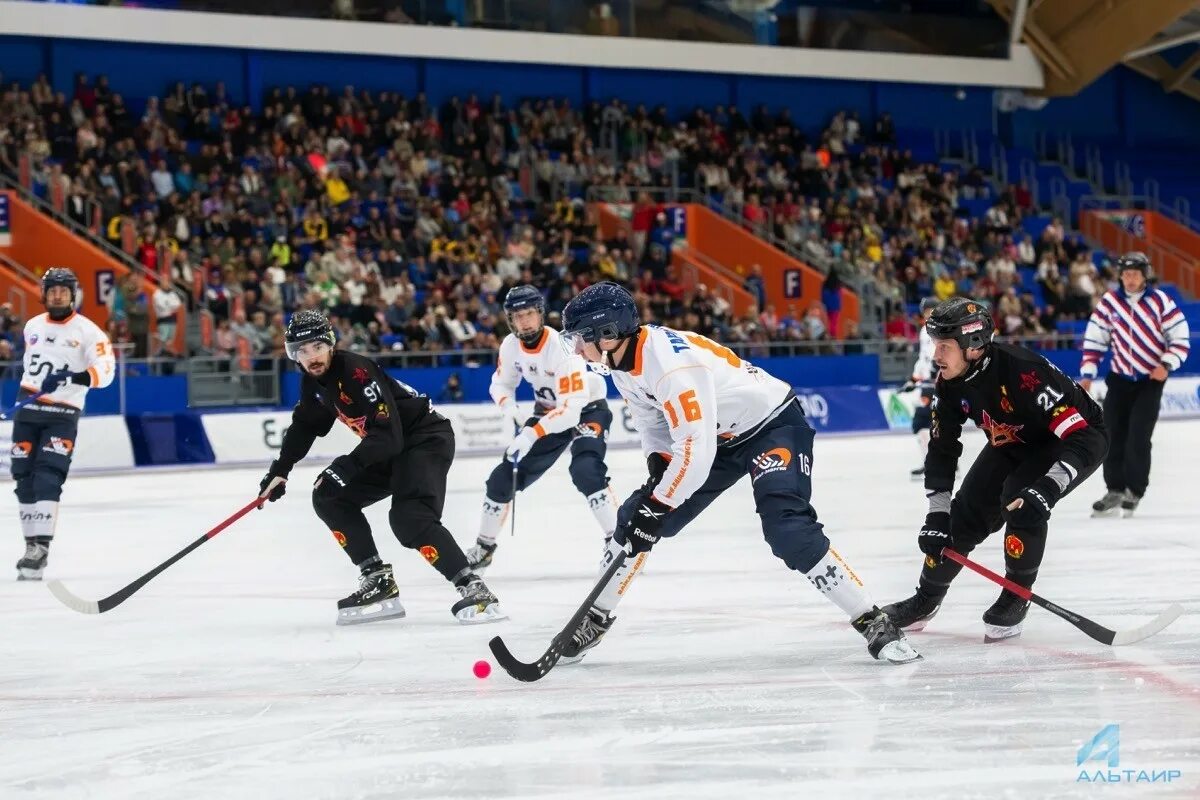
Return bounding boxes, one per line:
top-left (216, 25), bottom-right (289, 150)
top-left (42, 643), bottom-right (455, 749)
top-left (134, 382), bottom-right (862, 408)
top-left (880, 588), bottom-right (942, 632)
top-left (982, 589), bottom-right (1031, 642)
top-left (910, 466), bottom-right (925, 480)
top-left (1091, 490), bottom-right (1123, 517)
top-left (465, 540), bottom-right (497, 573)
top-left (559, 606), bottom-right (616, 665)
top-left (336, 563), bottom-right (406, 626)
top-left (1120, 490), bottom-right (1141, 518)
top-left (16, 540), bottom-right (48, 581)
top-left (853, 607), bottom-right (922, 664)
top-left (451, 576), bottom-right (507, 624)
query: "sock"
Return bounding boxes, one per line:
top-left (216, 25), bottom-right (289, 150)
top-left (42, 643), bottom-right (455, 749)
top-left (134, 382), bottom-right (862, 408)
top-left (477, 498), bottom-right (507, 545)
top-left (585, 487), bottom-right (618, 537)
top-left (18, 504), bottom-right (37, 539)
top-left (356, 554), bottom-right (382, 572)
top-left (916, 428), bottom-right (930, 458)
top-left (593, 538), bottom-right (647, 613)
top-left (803, 547), bottom-right (875, 619)
top-left (32, 501), bottom-right (58, 540)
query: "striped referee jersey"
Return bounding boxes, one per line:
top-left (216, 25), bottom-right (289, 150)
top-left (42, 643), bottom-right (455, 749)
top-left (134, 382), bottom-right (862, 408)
top-left (1080, 286), bottom-right (1190, 380)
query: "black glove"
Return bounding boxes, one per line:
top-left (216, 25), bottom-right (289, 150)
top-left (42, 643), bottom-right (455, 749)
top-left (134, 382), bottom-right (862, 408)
top-left (614, 490), bottom-right (671, 555)
top-left (39, 368), bottom-right (74, 395)
top-left (258, 460), bottom-right (289, 504)
top-left (314, 456), bottom-right (360, 497)
top-left (1004, 477), bottom-right (1061, 528)
top-left (918, 511), bottom-right (952, 561)
top-left (644, 452), bottom-right (669, 488)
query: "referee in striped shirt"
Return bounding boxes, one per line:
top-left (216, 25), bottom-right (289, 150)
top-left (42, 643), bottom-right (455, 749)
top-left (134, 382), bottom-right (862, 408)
top-left (1079, 252), bottom-right (1191, 516)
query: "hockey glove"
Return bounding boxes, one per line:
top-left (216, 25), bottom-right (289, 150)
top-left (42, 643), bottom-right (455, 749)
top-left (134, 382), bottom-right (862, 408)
top-left (497, 399), bottom-right (527, 432)
top-left (505, 427), bottom-right (539, 463)
top-left (918, 511), bottom-right (952, 561)
top-left (314, 456), bottom-right (359, 497)
top-left (1004, 477), bottom-right (1061, 528)
top-left (258, 460), bottom-right (289, 504)
top-left (614, 491), bottom-right (671, 555)
top-left (38, 367), bottom-right (78, 395)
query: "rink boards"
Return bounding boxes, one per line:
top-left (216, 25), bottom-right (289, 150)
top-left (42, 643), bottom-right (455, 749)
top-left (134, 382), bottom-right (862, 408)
top-left (2, 377), bottom-right (1198, 473)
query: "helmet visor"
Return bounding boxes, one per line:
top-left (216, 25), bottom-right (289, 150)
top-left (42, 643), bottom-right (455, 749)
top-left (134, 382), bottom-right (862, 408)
top-left (286, 338), bottom-right (333, 362)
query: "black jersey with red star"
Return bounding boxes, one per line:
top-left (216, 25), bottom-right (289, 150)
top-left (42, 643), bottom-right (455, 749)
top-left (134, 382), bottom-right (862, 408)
top-left (277, 350), bottom-right (447, 473)
top-left (926, 342), bottom-right (1107, 493)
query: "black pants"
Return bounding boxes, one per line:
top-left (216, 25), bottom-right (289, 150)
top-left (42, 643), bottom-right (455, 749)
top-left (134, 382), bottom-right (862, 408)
top-left (484, 401), bottom-right (613, 503)
top-left (311, 420), bottom-right (469, 582)
top-left (920, 440), bottom-right (1099, 595)
top-left (617, 398), bottom-right (831, 573)
top-left (1102, 374), bottom-right (1165, 498)
top-left (10, 405), bottom-right (79, 504)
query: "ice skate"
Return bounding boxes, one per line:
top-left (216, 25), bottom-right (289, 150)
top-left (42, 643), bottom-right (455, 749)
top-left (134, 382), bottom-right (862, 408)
top-left (982, 589), bottom-right (1031, 642)
top-left (559, 606), bottom-right (616, 665)
top-left (880, 588), bottom-right (941, 632)
top-left (16, 540), bottom-right (48, 581)
top-left (910, 466), bottom-right (925, 480)
top-left (853, 607), bottom-right (922, 664)
top-left (451, 575), bottom-right (507, 624)
top-left (465, 539), bottom-right (497, 573)
top-left (1091, 490), bottom-right (1123, 517)
top-left (1120, 489), bottom-right (1141, 518)
top-left (336, 563), bottom-right (406, 626)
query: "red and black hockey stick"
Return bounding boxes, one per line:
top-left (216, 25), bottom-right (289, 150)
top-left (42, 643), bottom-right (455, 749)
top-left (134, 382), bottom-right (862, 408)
top-left (46, 495), bottom-right (265, 614)
top-left (943, 548), bottom-right (1183, 646)
top-left (489, 550), bottom-right (628, 682)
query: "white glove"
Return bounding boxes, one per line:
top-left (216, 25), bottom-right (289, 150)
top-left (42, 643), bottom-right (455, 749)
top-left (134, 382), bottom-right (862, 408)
top-left (498, 400), bottom-right (526, 432)
top-left (505, 427), bottom-right (539, 463)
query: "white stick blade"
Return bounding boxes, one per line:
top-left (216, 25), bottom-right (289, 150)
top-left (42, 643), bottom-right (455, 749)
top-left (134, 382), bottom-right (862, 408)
top-left (46, 580), bottom-right (101, 614)
top-left (1111, 604), bottom-right (1185, 646)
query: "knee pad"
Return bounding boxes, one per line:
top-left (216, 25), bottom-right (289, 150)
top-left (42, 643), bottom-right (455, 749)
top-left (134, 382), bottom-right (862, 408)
top-left (32, 464), bottom-right (68, 502)
top-left (388, 507), bottom-right (439, 550)
top-left (950, 496), bottom-right (1002, 551)
top-left (569, 452), bottom-right (608, 496)
top-left (484, 461), bottom-right (516, 504)
top-left (1002, 524), bottom-right (1047, 581)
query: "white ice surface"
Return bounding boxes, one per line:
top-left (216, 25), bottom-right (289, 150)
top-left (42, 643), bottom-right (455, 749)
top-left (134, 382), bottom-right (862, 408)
top-left (2, 423), bottom-right (1198, 800)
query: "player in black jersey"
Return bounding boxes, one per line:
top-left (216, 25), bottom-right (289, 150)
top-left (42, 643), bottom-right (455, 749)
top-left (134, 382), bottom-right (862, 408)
top-left (883, 298), bottom-right (1108, 641)
top-left (256, 310), bottom-right (505, 626)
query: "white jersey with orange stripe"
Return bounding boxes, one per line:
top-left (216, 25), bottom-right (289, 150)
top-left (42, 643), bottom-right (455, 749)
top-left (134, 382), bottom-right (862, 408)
top-left (489, 327), bottom-right (607, 437)
top-left (611, 325), bottom-right (793, 509)
top-left (20, 311), bottom-right (116, 411)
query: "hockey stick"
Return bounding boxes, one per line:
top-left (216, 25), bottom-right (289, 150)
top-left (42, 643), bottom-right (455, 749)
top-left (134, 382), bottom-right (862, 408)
top-left (943, 548), bottom-right (1184, 646)
top-left (0, 391), bottom-right (46, 420)
top-left (510, 456), bottom-right (519, 538)
top-left (46, 496), bottom-right (265, 614)
top-left (489, 550), bottom-right (628, 682)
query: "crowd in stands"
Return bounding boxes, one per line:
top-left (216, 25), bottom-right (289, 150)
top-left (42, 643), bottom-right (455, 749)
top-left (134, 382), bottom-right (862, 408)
top-left (0, 69), bottom-right (1124, 366)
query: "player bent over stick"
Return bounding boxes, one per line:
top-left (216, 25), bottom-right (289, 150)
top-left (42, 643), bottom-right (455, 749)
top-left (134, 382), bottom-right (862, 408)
top-left (553, 282), bottom-right (920, 665)
top-left (882, 298), bottom-right (1108, 641)
top-left (257, 310), bottom-right (505, 626)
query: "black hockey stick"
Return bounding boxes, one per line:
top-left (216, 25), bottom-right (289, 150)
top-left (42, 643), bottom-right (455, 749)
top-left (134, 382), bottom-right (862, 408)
top-left (46, 496), bottom-right (265, 614)
top-left (489, 550), bottom-right (628, 682)
top-left (510, 456), bottom-right (519, 537)
top-left (943, 548), bottom-right (1184, 646)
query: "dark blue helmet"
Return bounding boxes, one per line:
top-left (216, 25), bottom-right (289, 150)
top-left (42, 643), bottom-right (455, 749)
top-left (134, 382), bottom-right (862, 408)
top-left (503, 284), bottom-right (545, 347)
top-left (41, 267), bottom-right (79, 320)
top-left (561, 282), bottom-right (640, 348)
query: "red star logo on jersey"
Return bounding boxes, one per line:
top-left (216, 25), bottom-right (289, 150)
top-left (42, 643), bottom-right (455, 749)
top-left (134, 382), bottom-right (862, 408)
top-left (1018, 370), bottom-right (1041, 392)
top-left (980, 410), bottom-right (1024, 447)
top-left (352, 367), bottom-right (370, 384)
top-left (336, 409), bottom-right (368, 439)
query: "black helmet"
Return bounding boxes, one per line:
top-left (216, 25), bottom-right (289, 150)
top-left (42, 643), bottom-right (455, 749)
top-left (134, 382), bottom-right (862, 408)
top-left (1116, 251), bottom-right (1151, 276)
top-left (41, 267), bottom-right (79, 320)
top-left (284, 309), bottom-right (336, 360)
top-left (503, 284), bottom-right (545, 347)
top-left (919, 296), bottom-right (940, 315)
top-left (926, 297), bottom-right (994, 351)
top-left (562, 282), bottom-right (640, 348)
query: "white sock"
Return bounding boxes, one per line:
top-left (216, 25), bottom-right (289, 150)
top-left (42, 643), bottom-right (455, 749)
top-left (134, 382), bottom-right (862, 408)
top-left (594, 538), bottom-right (648, 613)
top-left (477, 498), bottom-right (507, 545)
top-left (33, 501), bottom-right (59, 539)
top-left (804, 547), bottom-right (875, 619)
top-left (916, 428), bottom-right (930, 458)
top-left (18, 504), bottom-right (37, 539)
top-left (586, 487), bottom-right (618, 537)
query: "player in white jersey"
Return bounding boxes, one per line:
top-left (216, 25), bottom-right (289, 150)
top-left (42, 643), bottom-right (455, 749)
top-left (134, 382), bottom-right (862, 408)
top-left (465, 285), bottom-right (618, 571)
top-left (905, 297), bottom-right (939, 478)
top-left (11, 268), bottom-right (115, 579)
top-left (556, 282), bottom-right (920, 665)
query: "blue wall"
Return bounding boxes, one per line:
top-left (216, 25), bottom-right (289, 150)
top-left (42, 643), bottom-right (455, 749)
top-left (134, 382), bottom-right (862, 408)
top-left (1, 376), bottom-right (188, 415)
top-left (5, 34), bottom-right (1200, 146)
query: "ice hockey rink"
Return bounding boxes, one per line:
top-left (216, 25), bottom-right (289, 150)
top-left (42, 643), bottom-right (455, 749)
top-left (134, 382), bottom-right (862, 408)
top-left (2, 422), bottom-right (1197, 800)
